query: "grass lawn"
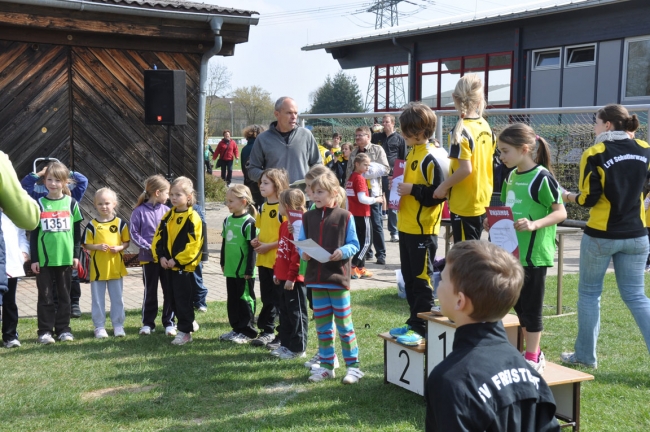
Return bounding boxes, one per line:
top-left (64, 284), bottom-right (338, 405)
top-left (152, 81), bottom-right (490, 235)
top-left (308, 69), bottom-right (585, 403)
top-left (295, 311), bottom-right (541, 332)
top-left (2, 274), bottom-right (650, 431)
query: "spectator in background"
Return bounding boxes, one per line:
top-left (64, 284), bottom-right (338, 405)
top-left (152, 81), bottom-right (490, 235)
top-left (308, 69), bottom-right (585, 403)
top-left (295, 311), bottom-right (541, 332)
top-left (214, 130), bottom-right (239, 186)
top-left (241, 124), bottom-right (266, 208)
top-left (334, 142), bottom-right (352, 187)
top-left (248, 97), bottom-right (321, 184)
top-left (371, 114), bottom-right (406, 243)
top-left (331, 133), bottom-right (342, 156)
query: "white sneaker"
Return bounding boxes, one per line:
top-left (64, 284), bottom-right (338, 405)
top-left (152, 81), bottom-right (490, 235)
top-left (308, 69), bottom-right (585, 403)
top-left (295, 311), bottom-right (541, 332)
top-left (306, 353), bottom-right (340, 370)
top-left (139, 326), bottom-right (153, 335)
top-left (270, 346), bottom-right (286, 357)
top-left (4, 339), bottom-right (21, 348)
top-left (171, 331), bottom-right (192, 345)
top-left (192, 321), bottom-right (200, 332)
top-left (526, 351), bottom-right (546, 374)
top-left (94, 328), bottom-right (109, 339)
top-left (197, 306), bottom-right (208, 313)
top-left (308, 367), bottom-right (336, 382)
top-left (341, 367), bottom-right (365, 384)
top-left (278, 348), bottom-right (306, 360)
top-left (58, 332), bottom-right (74, 342)
top-left (38, 333), bottom-right (56, 345)
top-left (165, 326), bottom-right (177, 336)
top-left (114, 327), bottom-right (126, 337)
top-left (231, 333), bottom-right (252, 344)
top-left (219, 330), bottom-right (238, 341)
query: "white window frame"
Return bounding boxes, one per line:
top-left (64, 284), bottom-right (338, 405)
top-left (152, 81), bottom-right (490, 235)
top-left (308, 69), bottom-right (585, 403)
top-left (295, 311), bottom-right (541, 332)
top-left (622, 35), bottom-right (650, 102)
top-left (564, 43), bottom-right (597, 68)
top-left (532, 47), bottom-right (562, 71)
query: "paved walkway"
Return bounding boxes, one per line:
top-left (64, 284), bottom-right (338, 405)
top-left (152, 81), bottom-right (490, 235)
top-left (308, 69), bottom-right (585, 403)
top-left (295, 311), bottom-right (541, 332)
top-left (15, 171), bottom-right (586, 318)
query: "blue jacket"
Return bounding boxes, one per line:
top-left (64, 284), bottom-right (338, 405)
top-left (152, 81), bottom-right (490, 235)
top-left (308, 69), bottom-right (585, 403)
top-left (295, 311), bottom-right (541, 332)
top-left (21, 171), bottom-right (88, 202)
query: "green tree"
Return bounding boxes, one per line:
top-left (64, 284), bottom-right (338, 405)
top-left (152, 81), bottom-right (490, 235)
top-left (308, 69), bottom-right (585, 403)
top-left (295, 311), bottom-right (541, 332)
top-left (231, 86), bottom-right (274, 125)
top-left (309, 71), bottom-right (364, 114)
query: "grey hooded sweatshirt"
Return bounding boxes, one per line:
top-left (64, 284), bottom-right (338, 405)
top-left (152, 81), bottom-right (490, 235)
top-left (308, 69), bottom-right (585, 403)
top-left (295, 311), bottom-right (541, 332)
top-left (247, 121), bottom-right (322, 184)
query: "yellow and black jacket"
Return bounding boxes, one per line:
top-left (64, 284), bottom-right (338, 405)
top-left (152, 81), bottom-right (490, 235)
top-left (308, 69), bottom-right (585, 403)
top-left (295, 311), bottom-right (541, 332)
top-left (577, 137), bottom-right (650, 239)
top-left (152, 206), bottom-right (203, 272)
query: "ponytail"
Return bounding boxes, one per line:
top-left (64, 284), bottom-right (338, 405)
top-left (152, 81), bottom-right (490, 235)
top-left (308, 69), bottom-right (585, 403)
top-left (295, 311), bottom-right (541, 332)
top-left (451, 74), bottom-right (486, 145)
top-left (535, 136), bottom-right (554, 177)
top-left (247, 202), bottom-right (258, 218)
top-left (498, 123), bottom-right (554, 175)
top-left (136, 191), bottom-right (149, 207)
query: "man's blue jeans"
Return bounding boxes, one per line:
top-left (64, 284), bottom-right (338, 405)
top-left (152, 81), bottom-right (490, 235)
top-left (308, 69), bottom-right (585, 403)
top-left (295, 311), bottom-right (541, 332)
top-left (575, 234), bottom-right (650, 365)
top-left (193, 262), bottom-right (208, 309)
top-left (382, 176), bottom-right (397, 236)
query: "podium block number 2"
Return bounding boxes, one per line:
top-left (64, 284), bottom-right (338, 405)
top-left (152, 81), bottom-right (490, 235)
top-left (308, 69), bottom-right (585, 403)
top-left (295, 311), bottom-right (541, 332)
top-left (386, 342), bottom-right (425, 396)
top-left (399, 350), bottom-right (410, 385)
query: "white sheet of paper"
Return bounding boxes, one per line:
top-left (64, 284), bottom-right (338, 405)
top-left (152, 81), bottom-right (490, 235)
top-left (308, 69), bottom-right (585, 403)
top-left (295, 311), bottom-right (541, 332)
top-left (489, 219), bottom-right (519, 254)
top-left (291, 239), bottom-right (332, 263)
top-left (389, 174), bottom-right (403, 210)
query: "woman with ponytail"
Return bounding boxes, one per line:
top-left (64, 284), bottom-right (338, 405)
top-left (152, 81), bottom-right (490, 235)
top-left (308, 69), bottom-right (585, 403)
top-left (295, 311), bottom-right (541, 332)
top-left (130, 175), bottom-right (174, 336)
top-left (485, 123), bottom-right (567, 374)
top-left (560, 104), bottom-right (650, 369)
top-left (433, 73), bottom-right (496, 242)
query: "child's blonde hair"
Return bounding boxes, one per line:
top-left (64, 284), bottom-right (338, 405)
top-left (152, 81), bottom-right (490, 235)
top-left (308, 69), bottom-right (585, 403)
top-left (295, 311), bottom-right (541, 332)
top-left (337, 186), bottom-right (347, 209)
top-left (227, 184), bottom-right (258, 217)
top-left (353, 152), bottom-right (371, 168)
top-left (310, 171), bottom-right (340, 197)
top-left (94, 187), bottom-right (118, 215)
top-left (44, 161), bottom-right (72, 196)
top-left (260, 168), bottom-right (289, 197)
top-left (171, 176), bottom-right (196, 207)
top-left (137, 174), bottom-right (170, 207)
top-left (304, 164), bottom-right (330, 182)
top-left (451, 73), bottom-right (486, 145)
top-left (279, 188), bottom-right (306, 212)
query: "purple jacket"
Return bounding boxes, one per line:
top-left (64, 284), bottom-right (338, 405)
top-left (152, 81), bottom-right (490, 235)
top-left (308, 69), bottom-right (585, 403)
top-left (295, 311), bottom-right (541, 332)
top-left (130, 202), bottom-right (170, 262)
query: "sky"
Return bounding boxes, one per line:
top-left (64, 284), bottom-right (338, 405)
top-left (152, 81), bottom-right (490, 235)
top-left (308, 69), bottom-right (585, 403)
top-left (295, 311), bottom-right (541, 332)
top-left (205, 0), bottom-right (577, 112)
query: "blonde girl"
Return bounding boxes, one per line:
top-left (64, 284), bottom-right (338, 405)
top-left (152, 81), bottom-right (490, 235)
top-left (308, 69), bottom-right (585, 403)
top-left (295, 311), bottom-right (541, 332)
top-left (220, 185), bottom-right (259, 344)
top-left (82, 188), bottom-right (130, 338)
top-left (130, 175), bottom-right (174, 336)
top-left (30, 161), bottom-right (84, 344)
top-left (304, 165), bottom-right (330, 208)
top-left (433, 73), bottom-right (496, 243)
top-left (271, 189), bottom-right (309, 359)
top-left (298, 171), bottom-right (363, 384)
top-left (250, 168), bottom-right (289, 347)
top-left (486, 123), bottom-right (566, 374)
top-left (152, 177), bottom-right (204, 345)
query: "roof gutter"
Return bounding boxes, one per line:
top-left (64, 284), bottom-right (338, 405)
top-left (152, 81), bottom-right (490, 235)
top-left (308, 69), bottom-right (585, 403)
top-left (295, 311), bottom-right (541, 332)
top-left (1, 0), bottom-right (259, 25)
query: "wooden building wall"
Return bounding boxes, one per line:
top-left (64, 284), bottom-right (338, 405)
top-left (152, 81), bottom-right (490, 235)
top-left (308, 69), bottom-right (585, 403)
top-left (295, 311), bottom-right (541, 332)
top-left (0, 40), bottom-right (200, 225)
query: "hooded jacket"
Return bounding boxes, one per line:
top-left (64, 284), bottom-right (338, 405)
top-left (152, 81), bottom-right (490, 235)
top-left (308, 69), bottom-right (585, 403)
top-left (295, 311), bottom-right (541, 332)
top-left (247, 121), bottom-right (321, 184)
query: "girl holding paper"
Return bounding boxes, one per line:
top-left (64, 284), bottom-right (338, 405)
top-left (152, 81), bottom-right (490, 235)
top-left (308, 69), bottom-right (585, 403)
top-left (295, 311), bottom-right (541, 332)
top-left (486, 123), bottom-right (566, 374)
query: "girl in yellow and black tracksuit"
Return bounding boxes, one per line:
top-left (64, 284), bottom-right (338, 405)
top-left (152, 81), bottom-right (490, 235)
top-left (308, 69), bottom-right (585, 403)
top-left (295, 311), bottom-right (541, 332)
top-left (152, 177), bottom-right (203, 343)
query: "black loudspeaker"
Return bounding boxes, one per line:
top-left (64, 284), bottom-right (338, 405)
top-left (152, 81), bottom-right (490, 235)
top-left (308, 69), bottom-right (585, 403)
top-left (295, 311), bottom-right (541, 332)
top-left (144, 70), bottom-right (187, 125)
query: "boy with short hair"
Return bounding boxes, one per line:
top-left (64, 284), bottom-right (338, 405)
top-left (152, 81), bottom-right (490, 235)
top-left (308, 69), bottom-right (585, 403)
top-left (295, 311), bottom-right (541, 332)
top-left (426, 240), bottom-right (559, 432)
top-left (389, 102), bottom-right (445, 346)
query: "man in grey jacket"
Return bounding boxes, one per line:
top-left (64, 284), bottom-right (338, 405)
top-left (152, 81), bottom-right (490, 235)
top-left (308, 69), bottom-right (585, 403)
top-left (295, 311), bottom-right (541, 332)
top-left (247, 97), bottom-right (322, 184)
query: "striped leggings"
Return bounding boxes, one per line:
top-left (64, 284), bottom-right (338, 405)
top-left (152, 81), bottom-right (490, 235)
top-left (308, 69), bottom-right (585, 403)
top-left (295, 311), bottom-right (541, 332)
top-left (312, 288), bottom-right (359, 370)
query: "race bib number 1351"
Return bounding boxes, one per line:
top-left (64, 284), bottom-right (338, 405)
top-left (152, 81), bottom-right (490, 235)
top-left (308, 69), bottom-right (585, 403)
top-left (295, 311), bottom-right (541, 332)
top-left (40, 211), bottom-right (71, 232)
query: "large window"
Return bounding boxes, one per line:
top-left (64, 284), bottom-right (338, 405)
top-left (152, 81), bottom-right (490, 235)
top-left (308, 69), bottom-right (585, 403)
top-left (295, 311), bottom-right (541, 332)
top-left (417, 52), bottom-right (512, 109)
top-left (623, 36), bottom-right (650, 100)
top-left (374, 63), bottom-right (409, 111)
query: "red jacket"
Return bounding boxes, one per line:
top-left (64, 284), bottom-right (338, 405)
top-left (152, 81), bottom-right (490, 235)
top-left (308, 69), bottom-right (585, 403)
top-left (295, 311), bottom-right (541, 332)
top-left (213, 139), bottom-right (239, 161)
top-left (273, 221), bottom-right (302, 282)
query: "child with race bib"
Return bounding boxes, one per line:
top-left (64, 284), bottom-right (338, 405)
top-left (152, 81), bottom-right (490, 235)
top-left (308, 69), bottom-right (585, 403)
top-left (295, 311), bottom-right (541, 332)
top-left (485, 123), bottom-right (566, 373)
top-left (219, 184), bottom-right (259, 344)
top-left (30, 161), bottom-right (83, 344)
top-left (82, 188), bottom-right (130, 338)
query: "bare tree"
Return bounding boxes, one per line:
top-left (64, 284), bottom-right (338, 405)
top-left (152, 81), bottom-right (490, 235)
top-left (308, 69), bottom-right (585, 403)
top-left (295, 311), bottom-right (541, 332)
top-left (231, 86), bottom-right (274, 125)
top-left (205, 62), bottom-right (232, 138)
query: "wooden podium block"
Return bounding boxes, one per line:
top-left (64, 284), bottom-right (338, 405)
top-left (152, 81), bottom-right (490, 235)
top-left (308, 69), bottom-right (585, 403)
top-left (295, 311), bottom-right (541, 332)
top-left (418, 312), bottom-right (522, 377)
top-left (379, 333), bottom-right (426, 396)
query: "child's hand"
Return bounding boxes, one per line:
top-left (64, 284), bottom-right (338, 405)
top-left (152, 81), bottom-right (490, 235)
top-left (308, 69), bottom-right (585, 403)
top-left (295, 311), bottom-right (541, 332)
top-left (254, 242), bottom-right (273, 254)
top-left (98, 243), bottom-right (109, 252)
top-left (36, 167), bottom-right (47, 177)
top-left (375, 196), bottom-right (384, 204)
top-left (251, 237), bottom-right (260, 248)
top-left (284, 281), bottom-right (294, 291)
top-left (160, 257), bottom-right (169, 269)
top-left (73, 258), bottom-right (79, 269)
top-left (167, 258), bottom-right (176, 269)
top-left (273, 276), bottom-right (280, 285)
top-left (483, 218), bottom-right (490, 232)
top-left (108, 245), bottom-right (122, 253)
top-left (397, 182), bottom-right (413, 196)
top-left (244, 275), bottom-right (252, 280)
top-left (301, 252), bottom-right (311, 261)
top-left (514, 218), bottom-right (537, 232)
top-left (22, 252), bottom-right (29, 263)
top-left (329, 248), bottom-right (343, 261)
top-left (31, 262), bottom-right (40, 274)
top-left (433, 184), bottom-right (449, 199)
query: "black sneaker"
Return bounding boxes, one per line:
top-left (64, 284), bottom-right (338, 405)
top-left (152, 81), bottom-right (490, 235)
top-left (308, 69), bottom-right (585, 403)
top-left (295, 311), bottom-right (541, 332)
top-left (365, 253), bottom-right (374, 261)
top-left (266, 335), bottom-right (281, 351)
top-left (376, 257), bottom-right (386, 265)
top-left (251, 332), bottom-right (275, 347)
top-left (70, 304), bottom-right (81, 318)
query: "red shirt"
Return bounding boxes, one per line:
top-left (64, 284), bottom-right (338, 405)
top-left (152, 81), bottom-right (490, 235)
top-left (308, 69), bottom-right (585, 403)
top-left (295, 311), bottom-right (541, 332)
top-left (346, 171), bottom-right (370, 217)
top-left (273, 221), bottom-right (302, 282)
top-left (213, 139), bottom-right (239, 161)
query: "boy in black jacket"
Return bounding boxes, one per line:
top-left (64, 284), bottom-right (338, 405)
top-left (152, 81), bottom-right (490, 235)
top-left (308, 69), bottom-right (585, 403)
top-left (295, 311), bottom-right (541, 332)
top-left (426, 240), bottom-right (560, 432)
